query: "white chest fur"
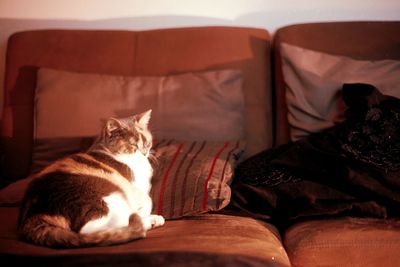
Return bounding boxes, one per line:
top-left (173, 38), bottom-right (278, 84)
top-left (115, 151), bottom-right (153, 193)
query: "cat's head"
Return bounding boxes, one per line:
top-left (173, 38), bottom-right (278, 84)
top-left (101, 110), bottom-right (153, 156)
top-left (340, 83), bottom-right (400, 170)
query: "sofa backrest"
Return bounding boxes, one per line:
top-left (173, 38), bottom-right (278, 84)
top-left (0, 27), bottom-right (272, 182)
top-left (273, 21), bottom-right (400, 145)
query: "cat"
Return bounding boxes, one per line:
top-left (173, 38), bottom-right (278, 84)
top-left (17, 109), bottom-right (165, 248)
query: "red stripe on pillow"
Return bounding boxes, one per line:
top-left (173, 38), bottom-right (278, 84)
top-left (180, 141), bottom-right (206, 217)
top-left (202, 141), bottom-right (229, 211)
top-left (169, 141), bottom-right (196, 218)
top-left (157, 143), bottom-right (184, 215)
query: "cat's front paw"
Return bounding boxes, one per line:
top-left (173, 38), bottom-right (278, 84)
top-left (150, 214), bottom-right (165, 228)
top-left (142, 214), bottom-right (165, 230)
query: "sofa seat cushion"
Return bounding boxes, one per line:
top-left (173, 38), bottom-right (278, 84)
top-left (0, 207), bottom-right (290, 267)
top-left (284, 217), bottom-right (400, 267)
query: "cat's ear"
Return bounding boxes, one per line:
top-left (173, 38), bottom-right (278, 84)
top-left (136, 109), bottom-right (152, 126)
top-left (105, 118), bottom-right (122, 136)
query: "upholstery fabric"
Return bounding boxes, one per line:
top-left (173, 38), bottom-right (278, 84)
top-left (151, 140), bottom-right (245, 219)
top-left (34, 68), bottom-right (244, 140)
top-left (284, 217), bottom-right (400, 267)
top-left (0, 208), bottom-right (291, 267)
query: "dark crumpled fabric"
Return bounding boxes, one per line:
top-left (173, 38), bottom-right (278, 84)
top-left (225, 84), bottom-right (400, 227)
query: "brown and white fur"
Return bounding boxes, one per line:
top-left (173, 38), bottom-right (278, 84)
top-left (17, 110), bottom-right (164, 248)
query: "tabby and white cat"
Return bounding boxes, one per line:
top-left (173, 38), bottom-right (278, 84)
top-left (18, 110), bottom-right (164, 248)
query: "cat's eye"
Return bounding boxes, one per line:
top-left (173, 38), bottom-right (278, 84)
top-left (129, 137), bottom-right (137, 146)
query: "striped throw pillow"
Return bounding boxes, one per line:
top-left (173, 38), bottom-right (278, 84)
top-left (151, 140), bottom-right (245, 219)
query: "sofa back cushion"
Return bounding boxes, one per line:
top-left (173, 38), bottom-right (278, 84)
top-left (1, 27), bottom-right (272, 181)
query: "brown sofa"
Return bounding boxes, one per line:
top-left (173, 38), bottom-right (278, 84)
top-left (0, 22), bottom-right (399, 266)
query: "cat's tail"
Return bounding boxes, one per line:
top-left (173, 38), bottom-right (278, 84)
top-left (17, 214), bottom-right (146, 248)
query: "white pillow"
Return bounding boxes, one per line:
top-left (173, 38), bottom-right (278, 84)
top-left (32, 68), bottom-right (245, 173)
top-left (280, 43), bottom-right (400, 141)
